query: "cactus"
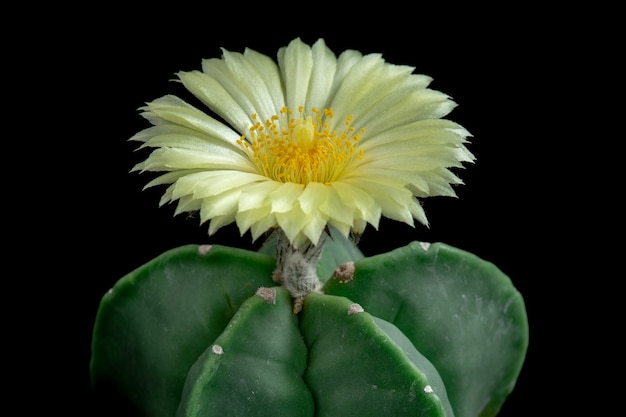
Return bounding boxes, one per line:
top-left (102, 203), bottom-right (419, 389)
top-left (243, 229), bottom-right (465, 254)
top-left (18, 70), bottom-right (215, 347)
top-left (92, 37), bottom-right (529, 417)
top-left (90, 230), bottom-right (528, 417)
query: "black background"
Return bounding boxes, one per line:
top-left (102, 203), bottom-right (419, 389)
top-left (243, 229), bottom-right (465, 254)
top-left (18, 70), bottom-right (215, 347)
top-left (11, 6), bottom-right (615, 416)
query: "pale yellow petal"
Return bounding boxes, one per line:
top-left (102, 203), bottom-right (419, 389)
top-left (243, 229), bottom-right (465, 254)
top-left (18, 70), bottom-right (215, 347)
top-left (131, 124), bottom-right (242, 154)
top-left (299, 183), bottom-right (354, 227)
top-left (208, 213), bottom-right (237, 236)
top-left (278, 38), bottom-right (313, 111)
top-left (177, 71), bottom-right (252, 136)
top-left (346, 178), bottom-right (417, 226)
top-left (243, 47), bottom-right (286, 112)
top-left (275, 206), bottom-right (307, 244)
top-left (218, 49), bottom-right (282, 122)
top-left (331, 181), bottom-right (381, 228)
top-left (269, 182), bottom-right (305, 213)
top-left (136, 146), bottom-right (256, 173)
top-left (139, 95), bottom-right (242, 144)
top-left (236, 205), bottom-right (270, 233)
top-left (359, 89), bottom-right (457, 138)
top-left (305, 39), bottom-right (337, 112)
top-left (199, 188), bottom-right (243, 223)
top-left (238, 181), bottom-right (281, 212)
top-left (358, 119), bottom-right (471, 152)
top-left (326, 49), bottom-right (364, 106)
top-left (171, 171), bottom-right (264, 200)
top-left (301, 211), bottom-right (328, 245)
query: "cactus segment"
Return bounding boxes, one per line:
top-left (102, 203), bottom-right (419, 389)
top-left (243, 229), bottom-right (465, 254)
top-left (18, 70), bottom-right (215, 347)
top-left (300, 292), bottom-right (454, 417)
top-left (323, 242), bottom-right (529, 417)
top-left (177, 286), bottom-right (313, 417)
top-left (90, 245), bottom-right (276, 417)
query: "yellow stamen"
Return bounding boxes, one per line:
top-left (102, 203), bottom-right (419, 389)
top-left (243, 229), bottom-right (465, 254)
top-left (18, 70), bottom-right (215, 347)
top-left (238, 107), bottom-right (365, 184)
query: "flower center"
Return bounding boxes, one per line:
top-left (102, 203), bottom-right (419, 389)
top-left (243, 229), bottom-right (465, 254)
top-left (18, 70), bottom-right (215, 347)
top-left (238, 106), bottom-right (365, 184)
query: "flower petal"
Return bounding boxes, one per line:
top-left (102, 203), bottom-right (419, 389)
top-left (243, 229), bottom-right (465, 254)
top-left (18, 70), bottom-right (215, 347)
top-left (278, 38), bottom-right (313, 111)
top-left (269, 182), bottom-right (305, 213)
top-left (170, 170), bottom-right (264, 201)
top-left (299, 183), bottom-right (354, 228)
top-left (134, 146), bottom-right (255, 173)
top-left (345, 177), bottom-right (424, 226)
top-left (177, 71), bottom-right (253, 136)
top-left (237, 181), bottom-right (281, 212)
top-left (138, 95), bottom-right (242, 145)
top-left (305, 39), bottom-right (337, 112)
top-left (331, 181), bottom-right (381, 229)
top-left (243, 47), bottom-right (286, 112)
top-left (218, 48), bottom-right (283, 122)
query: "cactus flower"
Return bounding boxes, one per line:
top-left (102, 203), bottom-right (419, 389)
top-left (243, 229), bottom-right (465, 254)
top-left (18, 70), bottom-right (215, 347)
top-left (131, 37), bottom-right (474, 249)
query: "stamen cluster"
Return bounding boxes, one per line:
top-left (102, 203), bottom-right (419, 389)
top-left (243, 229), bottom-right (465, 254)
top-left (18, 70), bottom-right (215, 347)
top-left (237, 106), bottom-right (365, 184)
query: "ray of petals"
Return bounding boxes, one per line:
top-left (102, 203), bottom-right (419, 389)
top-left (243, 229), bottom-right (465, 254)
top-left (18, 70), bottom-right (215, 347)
top-left (208, 212), bottom-right (237, 236)
top-left (298, 183), bottom-right (354, 227)
top-left (349, 167), bottom-right (432, 196)
top-left (173, 194), bottom-right (201, 215)
top-left (324, 53), bottom-right (386, 131)
top-left (301, 211), bottom-right (329, 246)
top-left (275, 205), bottom-right (321, 246)
top-left (423, 168), bottom-right (465, 194)
top-left (242, 48), bottom-right (286, 113)
top-left (278, 38), bottom-right (313, 112)
top-left (134, 147), bottom-right (257, 173)
top-left (176, 71), bottom-right (252, 136)
top-left (199, 58), bottom-right (262, 121)
top-left (131, 124), bottom-right (242, 154)
top-left (170, 170), bottom-right (265, 201)
top-left (137, 169), bottom-right (204, 190)
top-left (198, 186), bottom-right (247, 221)
top-left (357, 89), bottom-right (457, 138)
top-left (330, 181), bottom-right (382, 228)
top-left (236, 205), bottom-right (276, 241)
top-left (328, 55), bottom-right (418, 131)
top-left (325, 49), bottom-right (364, 108)
top-left (237, 181), bottom-right (282, 212)
top-left (341, 76), bottom-right (434, 134)
top-left (347, 178), bottom-right (423, 226)
top-left (355, 154), bottom-right (465, 171)
top-left (218, 49), bottom-right (282, 122)
top-left (139, 95), bottom-right (243, 145)
top-left (357, 119), bottom-right (471, 152)
top-left (250, 213), bottom-right (279, 242)
top-left (304, 39), bottom-right (337, 113)
top-left (358, 137), bottom-right (467, 160)
top-left (269, 182), bottom-right (305, 213)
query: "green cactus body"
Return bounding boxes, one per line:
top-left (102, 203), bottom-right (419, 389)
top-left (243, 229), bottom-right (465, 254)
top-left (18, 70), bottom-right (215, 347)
top-left (177, 286), bottom-right (313, 417)
top-left (91, 234), bottom-right (528, 417)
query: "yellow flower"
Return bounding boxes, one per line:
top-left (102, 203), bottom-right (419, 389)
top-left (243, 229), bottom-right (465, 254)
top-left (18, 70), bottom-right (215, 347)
top-left (131, 38), bottom-right (474, 248)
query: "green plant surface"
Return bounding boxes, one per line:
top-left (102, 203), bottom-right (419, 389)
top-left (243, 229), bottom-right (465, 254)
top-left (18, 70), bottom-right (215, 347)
top-left (323, 241), bottom-right (529, 417)
top-left (91, 238), bottom-right (528, 417)
top-left (177, 286), bottom-right (313, 417)
top-left (90, 244), bottom-right (276, 417)
top-left (300, 292), bottom-right (454, 417)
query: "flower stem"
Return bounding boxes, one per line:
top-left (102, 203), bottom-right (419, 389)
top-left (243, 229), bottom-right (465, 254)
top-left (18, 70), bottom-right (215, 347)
top-left (272, 229), bottom-right (328, 313)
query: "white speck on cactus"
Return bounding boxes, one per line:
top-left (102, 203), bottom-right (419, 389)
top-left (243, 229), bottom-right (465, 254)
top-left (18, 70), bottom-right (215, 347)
top-left (198, 245), bottom-right (213, 255)
top-left (419, 242), bottom-right (431, 251)
top-left (347, 303), bottom-right (364, 315)
top-left (424, 385), bottom-right (434, 393)
top-left (256, 287), bottom-right (276, 304)
top-left (332, 262), bottom-right (355, 283)
top-left (212, 344), bottom-right (223, 355)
